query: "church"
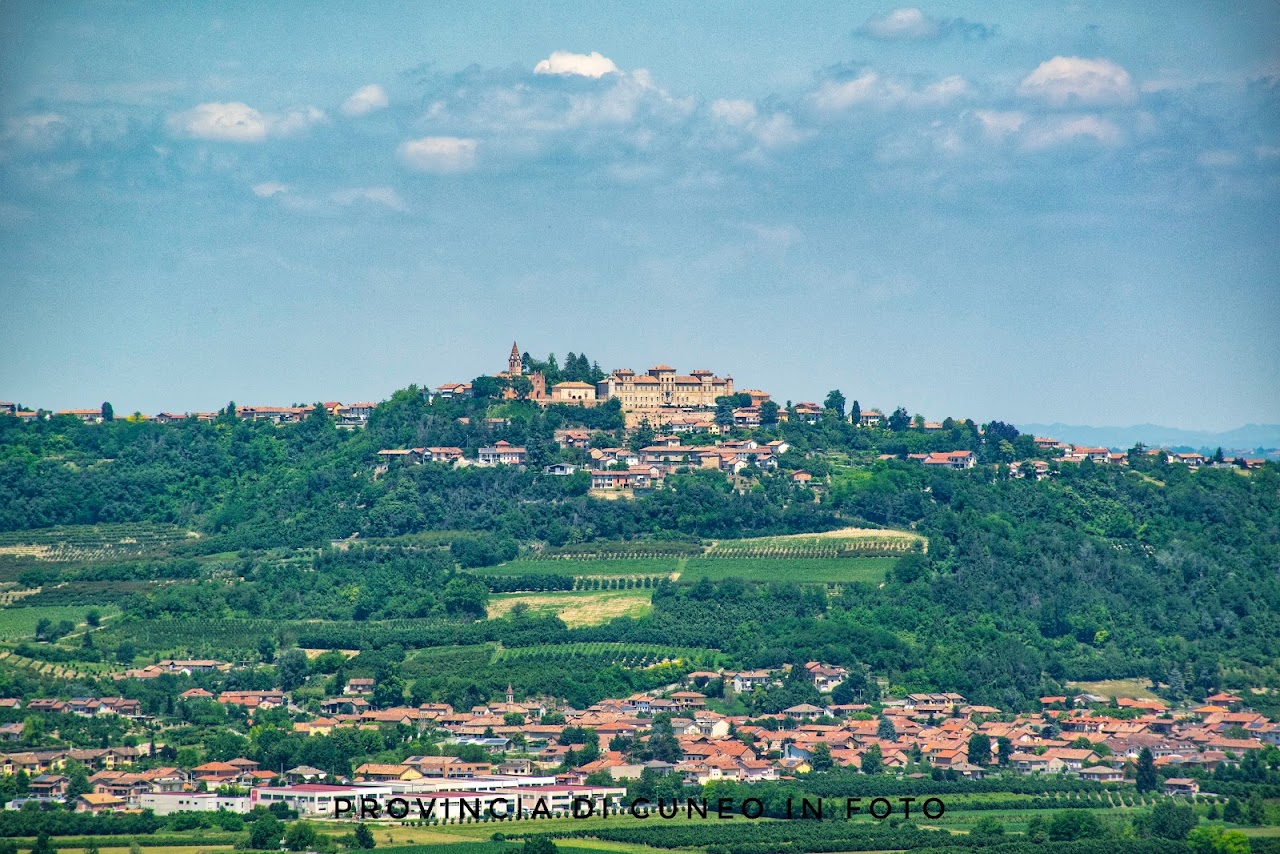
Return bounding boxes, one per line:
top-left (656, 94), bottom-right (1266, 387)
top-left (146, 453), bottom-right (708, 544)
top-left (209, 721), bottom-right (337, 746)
top-left (496, 342), bottom-right (547, 401)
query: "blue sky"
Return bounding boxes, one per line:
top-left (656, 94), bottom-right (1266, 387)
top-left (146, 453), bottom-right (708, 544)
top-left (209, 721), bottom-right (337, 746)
top-left (1, 2), bottom-right (1277, 429)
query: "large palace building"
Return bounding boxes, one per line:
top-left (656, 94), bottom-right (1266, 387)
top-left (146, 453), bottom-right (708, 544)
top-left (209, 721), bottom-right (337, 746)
top-left (595, 366), bottom-right (733, 410)
top-left (460, 344), bottom-right (743, 425)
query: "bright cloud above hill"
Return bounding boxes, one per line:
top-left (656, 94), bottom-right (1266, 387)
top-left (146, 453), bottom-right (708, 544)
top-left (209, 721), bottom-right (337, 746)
top-left (534, 50), bottom-right (620, 78)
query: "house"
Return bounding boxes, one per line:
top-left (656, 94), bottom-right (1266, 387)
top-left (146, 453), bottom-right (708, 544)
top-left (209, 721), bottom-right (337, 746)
top-left (920, 451), bottom-right (977, 470)
top-left (344, 678), bottom-right (375, 696)
top-left (285, 765), bottom-right (328, 784)
top-left (782, 703), bottom-right (826, 721)
top-left (805, 662), bottom-right (847, 692)
top-left (555, 430), bottom-right (592, 449)
top-left (76, 792), bottom-right (126, 813)
top-left (424, 447), bottom-right (464, 463)
top-left (499, 758), bottom-right (535, 776)
top-left (353, 763), bottom-right (422, 782)
top-left (731, 671), bottom-right (772, 693)
top-left (549, 381), bottom-right (597, 405)
top-left (858, 410), bottom-right (884, 427)
top-left (56, 409), bottom-right (105, 423)
top-left (435, 382), bottom-right (472, 399)
top-left (791, 471), bottom-right (813, 486)
top-left (1078, 765), bottom-right (1125, 784)
top-left (544, 463), bottom-right (580, 476)
top-left (478, 441), bottom-right (527, 466)
top-left (1164, 778), bottom-right (1200, 796)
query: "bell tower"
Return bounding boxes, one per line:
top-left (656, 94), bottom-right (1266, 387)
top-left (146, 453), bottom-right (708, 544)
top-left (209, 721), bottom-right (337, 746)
top-left (508, 341), bottom-right (522, 376)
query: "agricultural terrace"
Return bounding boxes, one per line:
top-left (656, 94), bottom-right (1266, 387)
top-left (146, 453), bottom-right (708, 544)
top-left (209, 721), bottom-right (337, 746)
top-left (0, 522), bottom-right (196, 565)
top-left (487, 589), bottom-right (652, 626)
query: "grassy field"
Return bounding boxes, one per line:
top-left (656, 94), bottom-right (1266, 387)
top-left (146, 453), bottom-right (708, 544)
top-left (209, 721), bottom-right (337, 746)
top-left (0, 603), bottom-right (120, 639)
top-left (680, 556), bottom-right (893, 584)
top-left (1065, 678), bottom-right (1161, 701)
top-left (488, 590), bottom-right (653, 626)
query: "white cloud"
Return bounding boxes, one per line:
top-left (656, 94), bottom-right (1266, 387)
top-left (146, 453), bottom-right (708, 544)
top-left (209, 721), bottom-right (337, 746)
top-left (1017, 57), bottom-right (1136, 107)
top-left (858, 8), bottom-right (994, 41)
top-left (811, 71), bottom-right (970, 111)
top-left (167, 102), bottom-right (326, 141)
top-left (331, 186), bottom-right (408, 211)
top-left (972, 110), bottom-right (1027, 140)
top-left (710, 99), bottom-right (757, 126)
top-left (3, 113), bottom-right (70, 150)
top-left (710, 99), bottom-right (805, 151)
top-left (1021, 115), bottom-right (1123, 150)
top-left (251, 181), bottom-right (289, 197)
top-left (534, 50), bottom-right (619, 78)
top-left (862, 8), bottom-right (935, 39)
top-left (398, 136), bottom-right (477, 173)
top-left (341, 84), bottom-right (389, 117)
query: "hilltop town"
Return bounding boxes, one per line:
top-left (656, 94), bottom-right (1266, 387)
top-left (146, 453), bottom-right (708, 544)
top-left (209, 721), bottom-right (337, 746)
top-left (1, 344), bottom-right (1278, 852)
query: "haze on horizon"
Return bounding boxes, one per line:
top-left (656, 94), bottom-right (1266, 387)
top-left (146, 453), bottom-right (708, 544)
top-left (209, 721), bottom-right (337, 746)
top-left (1, 2), bottom-right (1277, 432)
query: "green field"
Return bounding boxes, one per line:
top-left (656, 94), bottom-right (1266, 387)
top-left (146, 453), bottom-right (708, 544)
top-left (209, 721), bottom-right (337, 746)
top-left (0, 522), bottom-right (196, 564)
top-left (471, 558), bottom-right (681, 578)
top-left (488, 589), bottom-right (653, 626)
top-left (0, 604), bottom-right (119, 639)
top-left (680, 556), bottom-right (893, 584)
top-left (494, 641), bottom-right (716, 664)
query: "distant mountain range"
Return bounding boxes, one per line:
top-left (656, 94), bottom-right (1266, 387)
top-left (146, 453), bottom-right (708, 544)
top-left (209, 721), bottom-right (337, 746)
top-left (1015, 423), bottom-right (1280, 453)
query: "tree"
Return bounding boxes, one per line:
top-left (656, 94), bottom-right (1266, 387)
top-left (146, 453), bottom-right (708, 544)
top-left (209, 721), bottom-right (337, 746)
top-left (285, 821), bottom-right (319, 851)
top-left (248, 814), bottom-right (284, 850)
top-left (522, 839), bottom-right (558, 854)
top-left (823, 390), bottom-right (846, 419)
top-left (970, 816), bottom-right (1005, 840)
top-left (888, 406), bottom-right (910, 432)
top-left (997, 736), bottom-right (1013, 766)
top-left (629, 418), bottom-right (655, 453)
top-left (258, 636), bottom-right (276, 664)
top-left (277, 649), bottom-right (309, 692)
top-left (860, 743), bottom-right (883, 774)
top-left (715, 399), bottom-right (735, 430)
top-left (850, 400), bottom-right (861, 426)
top-left (876, 717), bottom-right (897, 741)
top-left (470, 375), bottom-right (505, 400)
top-left (354, 823), bottom-right (376, 849)
top-left (509, 375), bottom-right (533, 401)
top-left (1135, 747), bottom-right (1158, 792)
top-left (967, 733), bottom-right (991, 766)
top-left (101, 402), bottom-right (114, 422)
top-left (1149, 800), bottom-right (1198, 840)
top-left (760, 400), bottom-right (780, 427)
top-left (1246, 792), bottom-right (1265, 825)
top-left (30, 833), bottom-right (56, 854)
top-left (1223, 797), bottom-right (1242, 823)
top-left (115, 641), bottom-right (136, 664)
top-left (810, 742), bottom-right (833, 771)
top-left (1188, 825), bottom-right (1251, 854)
top-left (1047, 810), bottom-right (1104, 841)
